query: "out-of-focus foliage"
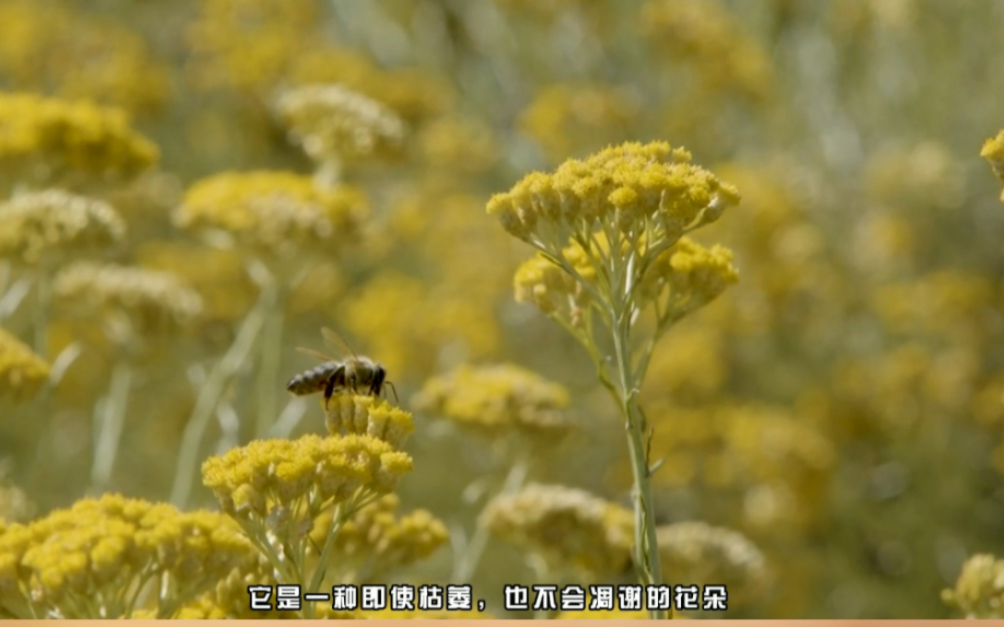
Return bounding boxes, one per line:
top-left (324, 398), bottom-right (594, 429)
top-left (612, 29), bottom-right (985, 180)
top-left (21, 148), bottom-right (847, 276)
top-left (0, 0), bottom-right (1003, 619)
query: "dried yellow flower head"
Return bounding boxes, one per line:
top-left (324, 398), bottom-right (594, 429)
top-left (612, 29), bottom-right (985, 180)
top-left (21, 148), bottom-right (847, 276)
top-left (0, 1), bottom-right (169, 114)
top-left (414, 363), bottom-right (572, 437)
top-left (638, 237), bottom-right (739, 315)
top-left (640, 0), bottom-right (774, 103)
top-left (186, 0), bottom-right (319, 93)
top-left (54, 262), bottom-right (202, 336)
top-left (514, 253), bottom-right (590, 322)
top-left (314, 494), bottom-right (448, 582)
top-left (0, 190), bottom-right (125, 264)
top-left (201, 434), bottom-right (413, 521)
top-left (324, 393), bottom-right (415, 449)
top-left (175, 170), bottom-right (368, 256)
top-left (0, 92), bottom-right (158, 180)
top-left (487, 141), bottom-right (739, 253)
top-left (942, 553), bottom-right (1004, 618)
top-left (275, 83), bottom-right (406, 165)
top-left (480, 483), bottom-right (634, 578)
top-left (982, 130), bottom-right (1004, 205)
top-left (0, 327), bottom-right (50, 398)
top-left (0, 494), bottom-right (253, 619)
top-left (982, 130), bottom-right (1004, 182)
top-left (656, 522), bottom-right (767, 605)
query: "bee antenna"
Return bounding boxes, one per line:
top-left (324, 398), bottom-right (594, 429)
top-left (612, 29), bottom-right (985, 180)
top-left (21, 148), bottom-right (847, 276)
top-left (385, 380), bottom-right (399, 405)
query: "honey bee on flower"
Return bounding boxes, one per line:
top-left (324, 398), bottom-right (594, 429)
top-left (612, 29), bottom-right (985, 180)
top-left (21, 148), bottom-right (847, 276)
top-left (286, 327), bottom-right (397, 406)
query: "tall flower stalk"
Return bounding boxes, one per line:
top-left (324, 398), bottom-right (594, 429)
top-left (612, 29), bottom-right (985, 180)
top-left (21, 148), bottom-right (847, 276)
top-left (488, 141), bottom-right (740, 618)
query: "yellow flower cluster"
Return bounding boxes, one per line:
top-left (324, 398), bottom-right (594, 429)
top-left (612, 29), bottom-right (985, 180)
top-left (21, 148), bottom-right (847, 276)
top-left (488, 141), bottom-right (739, 248)
top-left (480, 483), bottom-right (634, 578)
top-left (175, 170), bottom-right (368, 256)
top-left (636, 237), bottom-right (739, 318)
top-left (275, 83), bottom-right (406, 165)
top-left (639, 0), bottom-right (774, 103)
top-left (324, 394), bottom-right (415, 449)
top-left (0, 190), bottom-right (125, 264)
top-left (982, 130), bottom-right (1004, 201)
top-left (656, 521), bottom-right (767, 605)
top-left (54, 263), bottom-right (203, 336)
top-left (519, 84), bottom-right (638, 162)
top-left (515, 234), bottom-right (737, 330)
top-left (514, 252), bottom-right (589, 322)
top-left (0, 0), bottom-right (169, 114)
top-left (0, 328), bottom-right (49, 398)
top-left (186, 0), bottom-right (320, 93)
top-left (0, 92), bottom-right (158, 179)
top-left (201, 434), bottom-right (413, 521)
top-left (942, 553), bottom-right (1004, 618)
top-left (290, 49), bottom-right (454, 124)
top-left (0, 494), bottom-right (253, 619)
top-left (315, 494), bottom-right (448, 582)
top-left (413, 363), bottom-right (572, 437)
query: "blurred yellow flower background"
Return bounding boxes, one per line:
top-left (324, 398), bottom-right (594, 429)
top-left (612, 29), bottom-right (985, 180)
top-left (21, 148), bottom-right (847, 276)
top-left (1, 0), bottom-right (1004, 619)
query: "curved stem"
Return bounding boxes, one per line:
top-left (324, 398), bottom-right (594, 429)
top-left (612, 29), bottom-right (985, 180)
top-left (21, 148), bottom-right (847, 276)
top-left (33, 262), bottom-right (52, 356)
top-left (254, 286), bottom-right (286, 439)
top-left (169, 283), bottom-right (275, 507)
top-left (610, 319), bottom-right (666, 619)
top-left (90, 361), bottom-right (133, 493)
top-left (452, 453), bottom-right (531, 582)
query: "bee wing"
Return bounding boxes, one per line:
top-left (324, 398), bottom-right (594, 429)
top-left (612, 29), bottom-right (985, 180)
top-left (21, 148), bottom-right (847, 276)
top-left (321, 326), bottom-right (358, 359)
top-left (296, 346), bottom-right (337, 362)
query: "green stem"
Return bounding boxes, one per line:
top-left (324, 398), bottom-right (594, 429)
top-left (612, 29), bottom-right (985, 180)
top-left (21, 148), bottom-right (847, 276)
top-left (452, 453), bottom-right (530, 582)
top-left (33, 262), bottom-right (52, 356)
top-left (89, 361), bottom-right (133, 493)
top-left (169, 283), bottom-right (275, 507)
top-left (610, 321), bottom-right (666, 620)
top-left (254, 287), bottom-right (286, 440)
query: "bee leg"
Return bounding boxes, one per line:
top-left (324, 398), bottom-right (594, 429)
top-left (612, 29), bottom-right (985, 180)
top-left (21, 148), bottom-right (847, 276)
top-left (323, 375), bottom-right (337, 410)
top-left (370, 368), bottom-right (386, 398)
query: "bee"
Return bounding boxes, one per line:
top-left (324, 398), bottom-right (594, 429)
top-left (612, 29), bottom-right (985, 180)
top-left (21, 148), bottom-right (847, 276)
top-left (286, 327), bottom-right (397, 406)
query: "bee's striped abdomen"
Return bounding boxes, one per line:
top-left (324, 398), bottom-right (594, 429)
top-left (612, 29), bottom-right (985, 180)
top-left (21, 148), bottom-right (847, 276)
top-left (286, 361), bottom-right (342, 395)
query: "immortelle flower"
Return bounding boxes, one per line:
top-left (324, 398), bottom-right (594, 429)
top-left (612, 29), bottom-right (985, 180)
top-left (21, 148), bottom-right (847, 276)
top-left (324, 393), bottom-right (415, 449)
top-left (0, 92), bottom-right (158, 181)
top-left (942, 553), bottom-right (1004, 618)
top-left (981, 130), bottom-right (1004, 203)
top-left (488, 141), bottom-right (739, 615)
top-left (275, 83), bottom-right (405, 166)
top-left (413, 363), bottom-right (573, 439)
top-left (314, 494), bottom-right (449, 583)
top-left (639, 0), bottom-right (774, 103)
top-left (54, 262), bottom-right (202, 337)
top-left (174, 170), bottom-right (368, 259)
top-left (0, 328), bottom-right (50, 398)
top-left (480, 483), bottom-right (634, 580)
top-left (202, 433), bottom-right (412, 617)
top-left (0, 190), bottom-right (125, 265)
top-left (0, 494), bottom-right (254, 619)
top-left (656, 522), bottom-right (768, 607)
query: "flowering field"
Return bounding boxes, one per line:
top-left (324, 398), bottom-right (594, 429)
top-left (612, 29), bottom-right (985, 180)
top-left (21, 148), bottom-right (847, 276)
top-left (1, 0), bottom-right (1004, 619)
